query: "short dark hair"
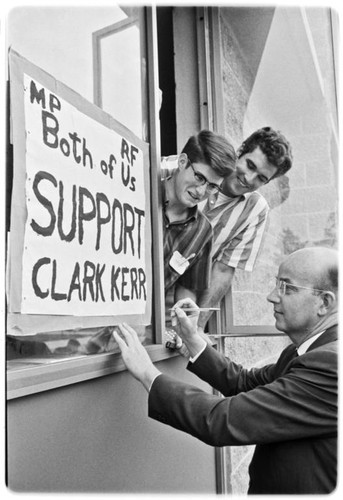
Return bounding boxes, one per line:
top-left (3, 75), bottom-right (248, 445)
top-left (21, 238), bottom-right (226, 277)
top-left (181, 130), bottom-right (236, 177)
top-left (238, 126), bottom-right (293, 179)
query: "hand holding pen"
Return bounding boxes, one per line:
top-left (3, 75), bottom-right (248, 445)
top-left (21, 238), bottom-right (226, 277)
top-left (169, 298), bottom-right (217, 342)
top-left (169, 300), bottom-right (219, 334)
top-left (168, 298), bottom-right (213, 358)
top-left (170, 298), bottom-right (200, 325)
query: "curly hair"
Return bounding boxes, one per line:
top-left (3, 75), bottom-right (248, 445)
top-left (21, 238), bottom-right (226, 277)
top-left (238, 126), bottom-right (293, 179)
top-left (181, 130), bottom-right (236, 177)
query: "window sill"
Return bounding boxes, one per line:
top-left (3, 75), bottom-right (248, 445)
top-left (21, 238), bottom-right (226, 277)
top-left (6, 345), bottom-right (179, 400)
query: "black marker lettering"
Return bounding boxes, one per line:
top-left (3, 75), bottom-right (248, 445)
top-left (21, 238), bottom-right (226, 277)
top-left (30, 171), bottom-right (57, 236)
top-left (32, 257), bottom-right (50, 298)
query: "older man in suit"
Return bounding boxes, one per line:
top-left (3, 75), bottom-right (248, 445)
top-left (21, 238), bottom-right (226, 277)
top-left (113, 246), bottom-right (338, 494)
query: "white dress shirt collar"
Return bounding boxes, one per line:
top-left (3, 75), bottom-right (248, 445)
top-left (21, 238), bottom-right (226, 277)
top-left (297, 331), bottom-right (325, 356)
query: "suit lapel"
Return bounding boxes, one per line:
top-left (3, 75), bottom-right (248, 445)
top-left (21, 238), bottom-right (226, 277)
top-left (273, 344), bottom-right (298, 377)
top-left (307, 325), bottom-right (338, 352)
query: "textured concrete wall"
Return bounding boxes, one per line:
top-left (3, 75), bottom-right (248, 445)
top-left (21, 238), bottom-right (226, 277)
top-left (223, 335), bottom-right (290, 493)
top-left (218, 7), bottom-right (337, 494)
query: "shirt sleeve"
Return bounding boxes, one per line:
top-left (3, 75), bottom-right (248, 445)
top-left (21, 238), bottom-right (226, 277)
top-left (149, 373), bottom-right (162, 392)
top-left (149, 346), bottom-right (337, 447)
top-left (189, 339), bottom-right (207, 363)
top-left (215, 197), bottom-right (269, 272)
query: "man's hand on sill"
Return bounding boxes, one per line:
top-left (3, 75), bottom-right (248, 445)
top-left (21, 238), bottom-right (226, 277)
top-left (113, 324), bottom-right (161, 392)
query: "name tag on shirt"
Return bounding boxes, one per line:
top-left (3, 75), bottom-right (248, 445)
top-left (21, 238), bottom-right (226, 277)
top-left (169, 251), bottom-right (191, 275)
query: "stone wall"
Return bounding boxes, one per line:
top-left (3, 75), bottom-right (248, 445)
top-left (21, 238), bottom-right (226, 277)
top-left (218, 6), bottom-right (338, 494)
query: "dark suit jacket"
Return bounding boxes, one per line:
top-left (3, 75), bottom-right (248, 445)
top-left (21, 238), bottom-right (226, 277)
top-left (149, 326), bottom-right (338, 494)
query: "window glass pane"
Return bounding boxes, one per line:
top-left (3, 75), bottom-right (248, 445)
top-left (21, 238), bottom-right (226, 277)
top-left (6, 6), bottom-right (153, 368)
top-left (7, 6), bottom-right (127, 101)
top-left (100, 24), bottom-right (143, 137)
top-left (216, 9), bottom-right (337, 495)
top-left (219, 6), bottom-right (338, 328)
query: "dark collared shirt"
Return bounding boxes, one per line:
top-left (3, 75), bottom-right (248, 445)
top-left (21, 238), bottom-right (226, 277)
top-left (162, 176), bottom-right (213, 293)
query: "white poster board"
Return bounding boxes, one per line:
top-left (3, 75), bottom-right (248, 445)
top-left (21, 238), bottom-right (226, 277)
top-left (8, 50), bottom-right (152, 334)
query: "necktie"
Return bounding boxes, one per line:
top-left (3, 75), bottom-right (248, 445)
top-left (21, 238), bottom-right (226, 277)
top-left (291, 345), bottom-right (298, 359)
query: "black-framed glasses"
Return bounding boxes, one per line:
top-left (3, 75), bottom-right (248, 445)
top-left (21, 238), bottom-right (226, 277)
top-left (272, 277), bottom-right (329, 297)
top-left (188, 160), bottom-right (222, 194)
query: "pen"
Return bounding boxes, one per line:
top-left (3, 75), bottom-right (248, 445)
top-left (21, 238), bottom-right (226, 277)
top-left (185, 253), bottom-right (196, 261)
top-left (169, 307), bottom-right (220, 311)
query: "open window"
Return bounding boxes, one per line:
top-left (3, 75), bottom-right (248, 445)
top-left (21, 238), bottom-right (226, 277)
top-left (6, 5), bottom-right (168, 398)
top-left (189, 6), bottom-right (338, 340)
top-left (194, 6), bottom-right (338, 494)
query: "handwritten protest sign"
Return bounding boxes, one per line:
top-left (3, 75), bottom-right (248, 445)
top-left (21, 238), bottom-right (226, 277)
top-left (9, 50), bottom-right (151, 320)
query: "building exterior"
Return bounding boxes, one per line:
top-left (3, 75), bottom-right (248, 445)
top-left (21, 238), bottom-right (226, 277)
top-left (5, 5), bottom-right (338, 494)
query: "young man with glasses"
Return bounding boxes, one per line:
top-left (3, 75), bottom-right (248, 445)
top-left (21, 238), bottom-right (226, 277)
top-left (161, 130), bottom-right (236, 305)
top-left (197, 126), bottom-right (293, 331)
top-left (113, 246), bottom-right (338, 494)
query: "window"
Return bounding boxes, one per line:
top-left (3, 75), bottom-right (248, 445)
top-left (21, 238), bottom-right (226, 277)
top-left (210, 6), bottom-right (338, 335)
top-left (6, 6), bottom-right (166, 396)
top-left (204, 6), bottom-right (338, 495)
top-left (93, 8), bottom-right (148, 140)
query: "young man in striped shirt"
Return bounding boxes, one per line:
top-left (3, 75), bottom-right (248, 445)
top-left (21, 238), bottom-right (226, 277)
top-left (162, 130), bottom-right (236, 306)
top-left (197, 127), bottom-right (293, 332)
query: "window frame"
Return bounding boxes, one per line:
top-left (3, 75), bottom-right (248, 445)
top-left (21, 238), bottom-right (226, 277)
top-left (199, 5), bottom-right (338, 338)
top-left (92, 9), bottom-right (148, 141)
top-left (6, 6), bottom-right (172, 400)
top-left (92, 6), bottom-right (166, 344)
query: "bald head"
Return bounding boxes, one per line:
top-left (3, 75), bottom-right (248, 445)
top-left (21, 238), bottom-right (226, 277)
top-left (282, 247), bottom-right (338, 296)
top-left (269, 247), bottom-right (338, 339)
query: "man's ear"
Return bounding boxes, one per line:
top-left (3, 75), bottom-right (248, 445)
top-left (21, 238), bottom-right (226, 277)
top-left (178, 153), bottom-right (188, 171)
top-left (318, 291), bottom-right (336, 316)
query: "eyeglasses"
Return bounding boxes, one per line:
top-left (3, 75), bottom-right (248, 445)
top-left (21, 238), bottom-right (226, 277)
top-left (188, 160), bottom-right (222, 194)
top-left (273, 277), bottom-right (329, 297)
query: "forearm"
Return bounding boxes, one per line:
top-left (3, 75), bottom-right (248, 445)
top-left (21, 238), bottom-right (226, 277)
top-left (198, 263), bottom-right (235, 329)
top-left (149, 373), bottom-right (232, 447)
top-left (197, 290), bottom-right (221, 330)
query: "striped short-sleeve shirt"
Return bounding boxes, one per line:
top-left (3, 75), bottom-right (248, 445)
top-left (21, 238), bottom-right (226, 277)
top-left (199, 190), bottom-right (269, 272)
